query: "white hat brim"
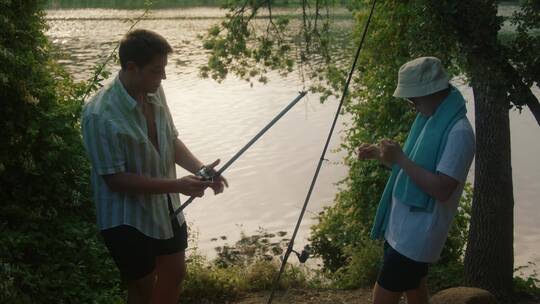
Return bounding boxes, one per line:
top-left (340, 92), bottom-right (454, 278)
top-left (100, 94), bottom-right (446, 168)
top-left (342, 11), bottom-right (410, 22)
top-left (393, 77), bottom-right (450, 98)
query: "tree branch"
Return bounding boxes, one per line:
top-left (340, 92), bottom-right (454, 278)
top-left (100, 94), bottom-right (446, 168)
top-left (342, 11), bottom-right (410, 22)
top-left (503, 61), bottom-right (540, 127)
top-left (265, 0), bottom-right (283, 43)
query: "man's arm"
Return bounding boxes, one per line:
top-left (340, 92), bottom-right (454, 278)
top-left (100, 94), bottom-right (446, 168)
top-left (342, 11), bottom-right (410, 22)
top-left (103, 173), bottom-right (212, 197)
top-left (395, 154), bottom-right (458, 202)
top-left (380, 139), bottom-right (459, 202)
top-left (174, 138), bottom-right (204, 173)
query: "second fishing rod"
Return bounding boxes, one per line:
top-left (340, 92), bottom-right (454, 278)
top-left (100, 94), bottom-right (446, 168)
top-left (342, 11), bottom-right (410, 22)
top-left (265, 0), bottom-right (378, 302)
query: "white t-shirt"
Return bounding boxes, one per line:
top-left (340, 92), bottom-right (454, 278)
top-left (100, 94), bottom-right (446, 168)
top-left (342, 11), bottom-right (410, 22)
top-left (384, 117), bottom-right (475, 263)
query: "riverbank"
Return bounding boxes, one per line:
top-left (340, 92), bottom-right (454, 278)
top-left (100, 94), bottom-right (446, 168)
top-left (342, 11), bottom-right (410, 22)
top-left (195, 287), bottom-right (540, 304)
top-left (201, 288), bottom-right (540, 304)
top-left (235, 288), bottom-right (373, 303)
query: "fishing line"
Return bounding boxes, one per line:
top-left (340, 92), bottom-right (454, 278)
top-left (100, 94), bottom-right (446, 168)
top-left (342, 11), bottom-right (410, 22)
top-left (266, 0), bottom-right (378, 303)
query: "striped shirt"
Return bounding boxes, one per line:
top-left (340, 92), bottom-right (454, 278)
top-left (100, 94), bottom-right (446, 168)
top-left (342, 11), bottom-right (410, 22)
top-left (81, 74), bottom-right (185, 239)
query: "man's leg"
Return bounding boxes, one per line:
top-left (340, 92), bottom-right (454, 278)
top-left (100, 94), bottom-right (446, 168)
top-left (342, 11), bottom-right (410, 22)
top-left (127, 270), bottom-right (156, 304)
top-left (405, 277), bottom-right (429, 304)
top-left (151, 250), bottom-right (186, 304)
top-left (101, 225), bottom-right (158, 304)
top-left (373, 282), bottom-right (402, 304)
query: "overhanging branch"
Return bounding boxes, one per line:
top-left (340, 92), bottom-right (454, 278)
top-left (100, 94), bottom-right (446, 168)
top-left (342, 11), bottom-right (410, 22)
top-left (503, 62), bottom-right (540, 127)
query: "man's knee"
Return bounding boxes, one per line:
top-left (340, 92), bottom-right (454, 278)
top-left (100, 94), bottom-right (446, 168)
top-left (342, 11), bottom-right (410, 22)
top-left (405, 277), bottom-right (429, 304)
top-left (373, 282), bottom-right (402, 304)
top-left (156, 251), bottom-right (186, 284)
top-left (168, 261), bottom-right (186, 284)
top-left (127, 271), bottom-right (156, 304)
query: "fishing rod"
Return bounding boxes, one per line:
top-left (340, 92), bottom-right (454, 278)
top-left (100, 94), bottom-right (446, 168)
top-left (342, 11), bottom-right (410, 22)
top-left (265, 0), bottom-right (378, 303)
top-left (170, 91), bottom-right (307, 218)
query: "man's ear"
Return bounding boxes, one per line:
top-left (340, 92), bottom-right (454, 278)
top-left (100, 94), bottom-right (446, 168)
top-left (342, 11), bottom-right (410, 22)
top-left (125, 61), bottom-right (139, 73)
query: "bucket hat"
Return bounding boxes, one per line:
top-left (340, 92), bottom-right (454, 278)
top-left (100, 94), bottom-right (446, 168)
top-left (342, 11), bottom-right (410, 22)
top-left (393, 57), bottom-right (450, 98)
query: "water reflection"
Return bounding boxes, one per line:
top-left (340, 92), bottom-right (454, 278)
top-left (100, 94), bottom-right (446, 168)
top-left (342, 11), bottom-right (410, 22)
top-left (46, 7), bottom-right (351, 259)
top-left (45, 7), bottom-right (539, 272)
top-left (46, 8), bottom-right (354, 80)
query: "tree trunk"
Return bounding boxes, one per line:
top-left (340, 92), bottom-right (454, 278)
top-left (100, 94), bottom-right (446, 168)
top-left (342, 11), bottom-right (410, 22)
top-left (464, 59), bottom-right (515, 300)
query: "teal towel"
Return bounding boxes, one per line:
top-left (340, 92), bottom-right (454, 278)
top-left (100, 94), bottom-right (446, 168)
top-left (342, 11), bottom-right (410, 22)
top-left (370, 87), bottom-right (467, 240)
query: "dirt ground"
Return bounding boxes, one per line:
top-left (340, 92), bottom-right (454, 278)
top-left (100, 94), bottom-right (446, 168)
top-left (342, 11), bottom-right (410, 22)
top-left (234, 288), bottom-right (392, 304)
top-left (230, 288), bottom-right (539, 304)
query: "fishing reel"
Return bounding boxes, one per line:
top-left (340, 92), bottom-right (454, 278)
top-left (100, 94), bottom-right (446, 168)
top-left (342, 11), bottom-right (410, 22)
top-left (196, 165), bottom-right (214, 182)
top-left (291, 244), bottom-right (311, 263)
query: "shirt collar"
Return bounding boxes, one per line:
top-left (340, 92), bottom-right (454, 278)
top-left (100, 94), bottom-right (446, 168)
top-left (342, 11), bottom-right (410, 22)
top-left (146, 91), bottom-right (164, 107)
top-left (114, 74), bottom-right (138, 111)
top-left (113, 73), bottom-right (164, 110)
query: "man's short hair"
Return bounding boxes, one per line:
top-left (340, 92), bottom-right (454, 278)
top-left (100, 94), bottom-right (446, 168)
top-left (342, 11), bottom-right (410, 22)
top-left (119, 29), bottom-right (173, 70)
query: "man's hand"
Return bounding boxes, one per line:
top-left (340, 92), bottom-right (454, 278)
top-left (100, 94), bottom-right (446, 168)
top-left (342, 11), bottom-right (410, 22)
top-left (379, 139), bottom-right (405, 165)
top-left (175, 175), bottom-right (213, 197)
top-left (358, 143), bottom-right (392, 168)
top-left (357, 143), bottom-right (381, 161)
top-left (204, 159), bottom-right (229, 195)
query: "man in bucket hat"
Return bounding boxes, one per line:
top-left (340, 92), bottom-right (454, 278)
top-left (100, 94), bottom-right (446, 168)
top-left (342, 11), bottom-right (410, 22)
top-left (358, 57), bottom-right (475, 304)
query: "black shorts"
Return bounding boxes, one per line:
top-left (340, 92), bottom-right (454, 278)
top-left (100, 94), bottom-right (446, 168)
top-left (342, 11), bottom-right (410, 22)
top-left (101, 207), bottom-right (188, 281)
top-left (376, 242), bottom-right (429, 292)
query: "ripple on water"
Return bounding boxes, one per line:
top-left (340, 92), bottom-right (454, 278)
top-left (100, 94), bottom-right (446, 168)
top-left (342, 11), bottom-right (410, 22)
top-left (46, 7), bottom-right (540, 270)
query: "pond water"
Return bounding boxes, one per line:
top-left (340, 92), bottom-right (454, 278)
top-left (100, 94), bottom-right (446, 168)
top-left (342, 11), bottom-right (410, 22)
top-left (45, 5), bottom-right (539, 273)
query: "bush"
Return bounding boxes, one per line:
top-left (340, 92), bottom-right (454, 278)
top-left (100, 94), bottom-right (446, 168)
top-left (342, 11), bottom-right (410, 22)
top-left (182, 253), bottom-right (244, 303)
top-left (0, 218), bottom-right (123, 304)
top-left (427, 261), bottom-right (466, 293)
top-left (329, 239), bottom-right (383, 289)
top-left (513, 262), bottom-right (540, 301)
top-left (0, 2), bottom-right (123, 302)
top-left (181, 228), bottom-right (308, 303)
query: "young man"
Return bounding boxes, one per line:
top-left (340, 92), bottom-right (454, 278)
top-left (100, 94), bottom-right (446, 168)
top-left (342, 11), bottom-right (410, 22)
top-left (82, 29), bottom-right (228, 304)
top-left (358, 57), bottom-right (475, 304)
